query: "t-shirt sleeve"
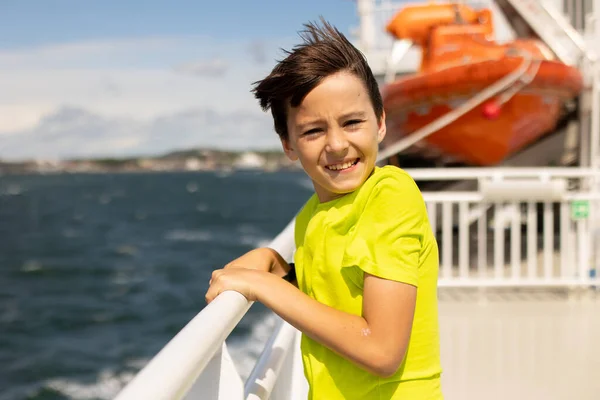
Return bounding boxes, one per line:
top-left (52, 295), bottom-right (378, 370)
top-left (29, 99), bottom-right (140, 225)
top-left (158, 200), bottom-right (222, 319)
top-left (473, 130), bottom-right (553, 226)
top-left (294, 196), bottom-right (316, 249)
top-left (342, 172), bottom-right (426, 287)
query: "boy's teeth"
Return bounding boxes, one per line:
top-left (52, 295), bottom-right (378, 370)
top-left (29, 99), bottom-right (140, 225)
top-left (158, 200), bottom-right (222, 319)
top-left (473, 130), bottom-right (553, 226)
top-left (327, 160), bottom-right (356, 170)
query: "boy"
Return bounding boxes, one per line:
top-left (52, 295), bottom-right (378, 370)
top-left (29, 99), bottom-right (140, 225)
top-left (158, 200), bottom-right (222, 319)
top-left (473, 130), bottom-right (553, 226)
top-left (205, 20), bottom-right (442, 399)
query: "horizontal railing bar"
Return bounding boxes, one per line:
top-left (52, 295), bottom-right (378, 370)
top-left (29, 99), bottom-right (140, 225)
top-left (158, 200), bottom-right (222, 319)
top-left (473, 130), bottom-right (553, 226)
top-left (115, 291), bottom-right (251, 400)
top-left (422, 193), bottom-right (483, 202)
top-left (438, 279), bottom-right (599, 287)
top-left (405, 167), bottom-right (600, 181)
top-left (422, 192), bottom-right (600, 202)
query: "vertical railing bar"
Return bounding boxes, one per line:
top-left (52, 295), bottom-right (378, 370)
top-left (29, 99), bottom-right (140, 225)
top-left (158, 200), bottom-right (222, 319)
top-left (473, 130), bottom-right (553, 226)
top-left (568, 206), bottom-right (577, 279)
top-left (459, 201), bottom-right (469, 279)
top-left (511, 202), bottom-right (521, 279)
top-left (577, 219), bottom-right (589, 282)
top-left (442, 202), bottom-right (453, 279)
top-left (560, 202), bottom-right (570, 279)
top-left (494, 202), bottom-right (504, 279)
top-left (478, 203), bottom-right (487, 278)
top-left (427, 201), bottom-right (437, 237)
top-left (527, 202), bottom-right (537, 279)
top-left (543, 201), bottom-right (554, 279)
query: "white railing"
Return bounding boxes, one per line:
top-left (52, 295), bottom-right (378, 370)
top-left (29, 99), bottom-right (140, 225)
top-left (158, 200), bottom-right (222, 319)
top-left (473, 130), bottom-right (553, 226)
top-left (411, 168), bottom-right (600, 288)
top-left (114, 219), bottom-right (297, 400)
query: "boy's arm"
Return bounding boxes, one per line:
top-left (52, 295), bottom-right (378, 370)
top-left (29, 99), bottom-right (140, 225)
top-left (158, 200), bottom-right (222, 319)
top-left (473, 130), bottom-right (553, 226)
top-left (224, 247), bottom-right (293, 278)
top-left (259, 272), bottom-right (413, 377)
top-left (213, 268), bottom-right (415, 377)
top-left (263, 247), bottom-right (295, 279)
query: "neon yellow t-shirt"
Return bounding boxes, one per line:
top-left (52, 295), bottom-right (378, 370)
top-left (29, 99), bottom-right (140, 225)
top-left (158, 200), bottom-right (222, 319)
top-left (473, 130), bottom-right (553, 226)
top-left (293, 165), bottom-right (443, 399)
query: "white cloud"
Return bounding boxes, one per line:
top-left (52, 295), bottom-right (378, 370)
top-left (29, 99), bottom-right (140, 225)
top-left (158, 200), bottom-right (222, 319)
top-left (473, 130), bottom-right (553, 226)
top-left (0, 36), bottom-right (190, 69)
top-left (0, 35), bottom-right (291, 160)
top-left (0, 106), bottom-right (281, 161)
top-left (174, 59), bottom-right (229, 77)
top-left (247, 40), bottom-right (268, 64)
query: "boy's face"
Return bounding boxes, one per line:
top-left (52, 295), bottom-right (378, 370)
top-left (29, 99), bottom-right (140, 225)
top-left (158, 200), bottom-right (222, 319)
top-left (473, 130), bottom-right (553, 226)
top-left (282, 71), bottom-right (386, 202)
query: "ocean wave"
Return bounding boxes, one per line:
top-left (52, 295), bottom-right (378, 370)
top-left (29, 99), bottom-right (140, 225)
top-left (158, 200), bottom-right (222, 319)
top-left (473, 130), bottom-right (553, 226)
top-left (236, 224), bottom-right (272, 248)
top-left (41, 312), bottom-right (279, 399)
top-left (239, 235), bottom-right (271, 249)
top-left (21, 260), bottom-right (43, 273)
top-left (196, 203), bottom-right (209, 212)
top-left (0, 184), bottom-right (23, 196)
top-left (186, 182), bottom-right (199, 193)
top-left (164, 229), bottom-right (213, 242)
top-left (43, 368), bottom-right (137, 400)
top-left (165, 228), bottom-right (271, 248)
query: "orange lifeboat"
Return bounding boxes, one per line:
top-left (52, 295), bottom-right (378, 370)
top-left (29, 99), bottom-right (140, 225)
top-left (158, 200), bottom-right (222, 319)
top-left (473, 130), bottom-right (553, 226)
top-left (380, 3), bottom-right (584, 166)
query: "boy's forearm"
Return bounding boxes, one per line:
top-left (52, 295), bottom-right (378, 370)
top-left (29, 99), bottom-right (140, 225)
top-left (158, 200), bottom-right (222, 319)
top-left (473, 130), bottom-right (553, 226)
top-left (262, 247), bottom-right (293, 277)
top-left (254, 272), bottom-right (398, 377)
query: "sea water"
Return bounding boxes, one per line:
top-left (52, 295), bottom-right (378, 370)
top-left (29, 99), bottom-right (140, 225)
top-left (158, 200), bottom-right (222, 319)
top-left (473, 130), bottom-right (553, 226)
top-left (0, 170), bottom-right (311, 400)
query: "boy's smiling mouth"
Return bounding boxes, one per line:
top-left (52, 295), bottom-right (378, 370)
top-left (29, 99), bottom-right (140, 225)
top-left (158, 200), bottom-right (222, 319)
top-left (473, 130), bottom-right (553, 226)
top-left (325, 158), bottom-right (360, 171)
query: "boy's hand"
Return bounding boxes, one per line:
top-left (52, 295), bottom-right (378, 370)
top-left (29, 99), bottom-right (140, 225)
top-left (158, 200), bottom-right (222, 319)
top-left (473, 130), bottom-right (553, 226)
top-left (223, 247), bottom-right (276, 273)
top-left (205, 268), bottom-right (267, 304)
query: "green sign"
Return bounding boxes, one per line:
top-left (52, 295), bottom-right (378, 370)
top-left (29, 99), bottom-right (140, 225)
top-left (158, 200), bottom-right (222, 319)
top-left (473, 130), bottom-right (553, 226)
top-left (571, 200), bottom-right (590, 220)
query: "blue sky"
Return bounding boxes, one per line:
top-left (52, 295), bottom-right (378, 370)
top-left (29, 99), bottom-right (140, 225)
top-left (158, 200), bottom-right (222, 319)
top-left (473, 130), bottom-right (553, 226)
top-left (0, 0), bottom-right (360, 161)
top-left (0, 0), bottom-right (358, 48)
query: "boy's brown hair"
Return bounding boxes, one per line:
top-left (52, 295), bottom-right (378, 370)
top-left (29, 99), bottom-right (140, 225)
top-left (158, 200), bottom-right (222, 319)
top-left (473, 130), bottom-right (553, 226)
top-left (251, 18), bottom-right (383, 141)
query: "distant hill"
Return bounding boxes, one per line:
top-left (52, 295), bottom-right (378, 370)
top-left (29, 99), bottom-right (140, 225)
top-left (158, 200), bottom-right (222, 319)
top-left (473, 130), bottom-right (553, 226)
top-left (0, 147), bottom-right (296, 174)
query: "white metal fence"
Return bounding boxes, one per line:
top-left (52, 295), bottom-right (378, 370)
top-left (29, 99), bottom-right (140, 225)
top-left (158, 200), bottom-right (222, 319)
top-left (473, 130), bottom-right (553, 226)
top-left (414, 168), bottom-right (600, 288)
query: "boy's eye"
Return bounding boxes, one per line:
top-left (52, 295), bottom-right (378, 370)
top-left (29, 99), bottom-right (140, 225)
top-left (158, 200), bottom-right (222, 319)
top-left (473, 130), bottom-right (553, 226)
top-left (345, 119), bottom-right (364, 127)
top-left (303, 128), bottom-right (322, 135)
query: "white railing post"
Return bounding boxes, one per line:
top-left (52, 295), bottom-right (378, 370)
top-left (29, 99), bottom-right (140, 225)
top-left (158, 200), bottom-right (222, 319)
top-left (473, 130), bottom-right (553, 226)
top-left (184, 343), bottom-right (244, 400)
top-left (591, 61), bottom-right (600, 169)
top-left (245, 319), bottom-right (308, 400)
top-left (357, 0), bottom-right (376, 54)
top-left (270, 330), bottom-right (307, 400)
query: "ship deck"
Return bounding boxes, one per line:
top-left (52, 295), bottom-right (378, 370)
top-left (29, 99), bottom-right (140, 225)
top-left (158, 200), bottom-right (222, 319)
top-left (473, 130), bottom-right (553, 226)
top-left (439, 288), bottom-right (600, 400)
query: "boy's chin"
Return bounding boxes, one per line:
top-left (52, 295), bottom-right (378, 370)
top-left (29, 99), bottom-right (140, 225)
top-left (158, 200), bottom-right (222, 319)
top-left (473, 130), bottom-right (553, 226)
top-left (324, 181), bottom-right (363, 196)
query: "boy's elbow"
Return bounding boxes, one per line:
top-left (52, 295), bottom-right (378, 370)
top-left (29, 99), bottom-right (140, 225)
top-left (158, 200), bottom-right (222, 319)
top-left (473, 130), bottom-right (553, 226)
top-left (367, 350), bottom-right (406, 378)
top-left (371, 363), bottom-right (401, 379)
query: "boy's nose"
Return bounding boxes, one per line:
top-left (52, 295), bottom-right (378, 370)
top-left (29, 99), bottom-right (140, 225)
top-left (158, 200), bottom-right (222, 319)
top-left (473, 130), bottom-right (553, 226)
top-left (325, 129), bottom-right (349, 154)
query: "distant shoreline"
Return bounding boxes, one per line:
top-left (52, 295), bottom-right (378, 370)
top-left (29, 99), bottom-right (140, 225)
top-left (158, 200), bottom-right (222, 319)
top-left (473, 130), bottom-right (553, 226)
top-left (0, 148), bottom-right (301, 175)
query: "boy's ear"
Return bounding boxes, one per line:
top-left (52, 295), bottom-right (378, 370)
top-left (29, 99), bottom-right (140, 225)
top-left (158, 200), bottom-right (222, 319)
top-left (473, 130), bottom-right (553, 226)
top-left (377, 111), bottom-right (387, 143)
top-left (280, 136), bottom-right (299, 161)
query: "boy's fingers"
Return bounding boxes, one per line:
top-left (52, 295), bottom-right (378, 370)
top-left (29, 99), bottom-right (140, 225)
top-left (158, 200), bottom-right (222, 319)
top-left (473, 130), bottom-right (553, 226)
top-left (205, 286), bottom-right (217, 303)
top-left (205, 279), bottom-right (217, 303)
top-left (209, 270), bottom-right (221, 288)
